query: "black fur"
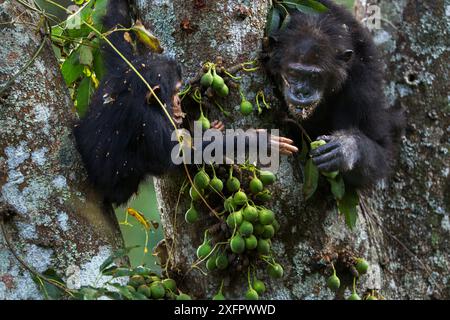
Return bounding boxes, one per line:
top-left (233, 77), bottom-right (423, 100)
top-left (74, 0), bottom-right (181, 206)
top-left (264, 0), bottom-right (405, 188)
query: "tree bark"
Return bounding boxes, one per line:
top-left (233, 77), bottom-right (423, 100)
top-left (0, 0), bottom-right (124, 299)
top-left (136, 0), bottom-right (449, 299)
top-left (354, 0), bottom-right (450, 299)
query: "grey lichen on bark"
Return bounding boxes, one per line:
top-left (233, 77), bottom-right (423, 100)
top-left (355, 0), bottom-right (449, 299)
top-left (0, 0), bottom-right (124, 299)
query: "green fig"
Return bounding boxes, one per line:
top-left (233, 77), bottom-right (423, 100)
top-left (213, 293), bottom-right (225, 300)
top-left (233, 190), bottom-right (248, 206)
top-left (259, 170), bottom-right (276, 185)
top-left (212, 70), bottom-right (225, 91)
top-left (189, 186), bottom-right (203, 202)
top-left (194, 170), bottom-right (210, 189)
top-left (239, 220), bottom-right (254, 237)
top-left (226, 210), bottom-right (243, 229)
top-left (253, 280), bottom-right (266, 295)
top-left (256, 238), bottom-right (270, 255)
top-left (137, 284), bottom-right (151, 298)
top-left (267, 263), bottom-right (284, 279)
top-left (243, 205), bottom-right (259, 222)
top-left (230, 234), bottom-right (245, 254)
top-left (196, 242), bottom-right (212, 259)
top-left (348, 292), bottom-right (361, 300)
top-left (240, 100), bottom-right (253, 116)
top-left (215, 253), bottom-right (229, 270)
top-left (226, 177), bottom-right (240, 192)
top-left (245, 288), bottom-right (259, 300)
top-left (245, 235), bottom-right (258, 250)
top-left (249, 177), bottom-right (264, 194)
top-left (209, 177), bottom-right (223, 192)
top-left (327, 274), bottom-right (340, 291)
top-left (355, 258), bottom-right (369, 275)
top-left (150, 282), bottom-right (166, 299)
top-left (258, 208), bottom-right (275, 225)
top-left (177, 293), bottom-right (192, 300)
top-left (185, 206), bottom-right (199, 224)
top-left (217, 84), bottom-right (229, 97)
top-left (162, 279), bottom-right (177, 293)
top-left (201, 69), bottom-right (214, 87)
top-left (261, 224), bottom-right (275, 239)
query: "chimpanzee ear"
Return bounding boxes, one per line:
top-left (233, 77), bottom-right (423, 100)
top-left (339, 49), bottom-right (354, 62)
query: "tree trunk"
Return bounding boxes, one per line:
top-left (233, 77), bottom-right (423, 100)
top-left (354, 0), bottom-right (450, 299)
top-left (136, 0), bottom-right (449, 299)
top-left (0, 0), bottom-right (124, 299)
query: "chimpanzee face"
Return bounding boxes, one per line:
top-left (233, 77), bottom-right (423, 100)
top-left (266, 14), bottom-right (354, 121)
top-left (280, 61), bottom-right (326, 120)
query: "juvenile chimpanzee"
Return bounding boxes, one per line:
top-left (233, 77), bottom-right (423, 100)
top-left (74, 0), bottom-right (297, 207)
top-left (73, 0), bottom-right (183, 206)
top-left (264, 0), bottom-right (404, 188)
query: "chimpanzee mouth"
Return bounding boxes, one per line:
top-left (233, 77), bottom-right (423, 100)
top-left (287, 101), bottom-right (320, 120)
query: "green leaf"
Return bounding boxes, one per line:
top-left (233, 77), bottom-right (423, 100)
top-left (93, 48), bottom-right (106, 80)
top-left (132, 266), bottom-right (156, 276)
top-left (61, 50), bottom-right (84, 85)
top-left (76, 77), bottom-right (94, 117)
top-left (109, 283), bottom-right (135, 300)
top-left (303, 158), bottom-right (319, 200)
top-left (31, 269), bottom-right (65, 300)
top-left (52, 45), bottom-right (62, 61)
top-left (299, 136), bottom-right (309, 162)
top-left (337, 187), bottom-right (360, 230)
top-left (131, 291), bottom-right (149, 300)
top-left (266, 6), bottom-right (282, 35)
top-left (79, 45), bottom-right (93, 66)
top-left (99, 245), bottom-right (139, 272)
top-left (328, 175), bottom-right (345, 200)
top-left (92, 0), bottom-right (108, 30)
top-left (101, 265), bottom-right (118, 276)
top-left (112, 268), bottom-right (133, 278)
top-left (286, 0), bottom-right (329, 13)
top-left (104, 291), bottom-right (123, 300)
top-left (132, 21), bottom-right (164, 53)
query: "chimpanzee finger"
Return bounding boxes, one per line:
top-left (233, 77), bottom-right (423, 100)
top-left (316, 158), bottom-right (341, 172)
top-left (278, 136), bottom-right (295, 144)
top-left (310, 141), bottom-right (340, 157)
top-left (279, 142), bottom-right (299, 153)
top-left (311, 148), bottom-right (340, 166)
top-left (270, 136), bottom-right (295, 145)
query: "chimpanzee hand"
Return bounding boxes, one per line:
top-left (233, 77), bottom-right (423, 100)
top-left (211, 120), bottom-right (225, 131)
top-left (310, 133), bottom-right (360, 172)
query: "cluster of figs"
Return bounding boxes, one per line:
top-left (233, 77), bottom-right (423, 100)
top-left (185, 165), bottom-right (284, 299)
top-left (200, 63), bottom-right (255, 117)
top-left (326, 258), bottom-right (379, 300)
top-left (126, 272), bottom-right (191, 300)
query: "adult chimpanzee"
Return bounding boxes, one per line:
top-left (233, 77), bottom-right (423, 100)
top-left (74, 0), bottom-right (297, 207)
top-left (264, 0), bottom-right (404, 188)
